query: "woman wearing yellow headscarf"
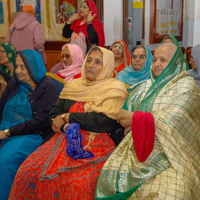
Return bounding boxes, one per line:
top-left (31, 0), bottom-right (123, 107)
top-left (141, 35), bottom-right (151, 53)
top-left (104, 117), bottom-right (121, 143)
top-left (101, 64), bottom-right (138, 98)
top-left (9, 46), bottom-right (128, 200)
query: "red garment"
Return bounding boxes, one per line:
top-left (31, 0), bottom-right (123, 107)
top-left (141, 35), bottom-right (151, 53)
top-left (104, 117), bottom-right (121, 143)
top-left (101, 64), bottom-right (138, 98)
top-left (131, 111), bottom-right (155, 162)
top-left (70, 1), bottom-right (105, 47)
top-left (9, 102), bottom-right (115, 200)
top-left (57, 72), bottom-right (81, 80)
top-left (109, 40), bottom-right (131, 77)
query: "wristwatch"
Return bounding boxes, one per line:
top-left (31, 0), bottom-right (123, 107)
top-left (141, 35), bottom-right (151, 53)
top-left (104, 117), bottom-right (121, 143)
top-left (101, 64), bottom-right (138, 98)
top-left (61, 113), bottom-right (67, 123)
top-left (4, 129), bottom-right (10, 137)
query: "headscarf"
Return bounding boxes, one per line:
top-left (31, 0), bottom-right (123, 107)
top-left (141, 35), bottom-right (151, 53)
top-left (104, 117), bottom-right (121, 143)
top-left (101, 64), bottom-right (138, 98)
top-left (21, 5), bottom-right (35, 16)
top-left (70, 0), bottom-right (105, 47)
top-left (0, 43), bottom-right (16, 77)
top-left (59, 44), bottom-right (84, 82)
top-left (16, 49), bottom-right (46, 90)
top-left (188, 44), bottom-right (200, 87)
top-left (161, 35), bottom-right (189, 70)
top-left (109, 40), bottom-right (131, 77)
top-left (59, 46), bottom-right (128, 120)
top-left (116, 46), bottom-right (153, 86)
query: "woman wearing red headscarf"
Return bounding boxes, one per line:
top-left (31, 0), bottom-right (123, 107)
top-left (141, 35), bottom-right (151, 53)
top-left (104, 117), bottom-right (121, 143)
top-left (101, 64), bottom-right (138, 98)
top-left (110, 40), bottom-right (131, 77)
top-left (62, 0), bottom-right (105, 56)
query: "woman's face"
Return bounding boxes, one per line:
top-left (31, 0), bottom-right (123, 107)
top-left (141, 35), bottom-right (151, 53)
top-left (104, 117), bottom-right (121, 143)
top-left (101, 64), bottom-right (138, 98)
top-left (85, 50), bottom-right (103, 81)
top-left (61, 46), bottom-right (73, 66)
top-left (189, 55), bottom-right (197, 71)
top-left (15, 55), bottom-right (33, 83)
top-left (131, 47), bottom-right (146, 71)
top-left (163, 37), bottom-right (173, 43)
top-left (80, 2), bottom-right (90, 18)
top-left (0, 46), bottom-right (9, 65)
top-left (111, 42), bottom-right (124, 59)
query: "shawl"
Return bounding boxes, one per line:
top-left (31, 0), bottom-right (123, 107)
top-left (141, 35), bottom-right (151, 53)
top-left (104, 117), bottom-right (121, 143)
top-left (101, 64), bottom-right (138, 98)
top-left (95, 35), bottom-right (200, 200)
top-left (188, 44), bottom-right (200, 87)
top-left (0, 43), bottom-right (16, 78)
top-left (70, 0), bottom-right (105, 47)
top-left (59, 44), bottom-right (84, 82)
top-left (161, 35), bottom-right (189, 70)
top-left (16, 49), bottom-right (46, 90)
top-left (109, 40), bottom-right (131, 77)
top-left (21, 5), bottom-right (35, 16)
top-left (59, 47), bottom-right (128, 120)
top-left (116, 46), bottom-right (153, 86)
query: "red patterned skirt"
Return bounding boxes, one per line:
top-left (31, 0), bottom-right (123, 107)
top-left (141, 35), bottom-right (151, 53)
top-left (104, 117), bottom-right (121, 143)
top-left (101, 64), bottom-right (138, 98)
top-left (9, 102), bottom-right (115, 200)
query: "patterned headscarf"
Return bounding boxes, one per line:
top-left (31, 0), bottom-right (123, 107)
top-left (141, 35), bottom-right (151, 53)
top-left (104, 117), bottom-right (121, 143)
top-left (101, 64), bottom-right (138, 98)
top-left (0, 43), bottom-right (16, 77)
top-left (161, 35), bottom-right (189, 70)
top-left (16, 50), bottom-right (46, 90)
top-left (188, 44), bottom-right (200, 87)
top-left (116, 46), bottom-right (153, 86)
top-left (70, 0), bottom-right (105, 47)
top-left (21, 5), bottom-right (35, 16)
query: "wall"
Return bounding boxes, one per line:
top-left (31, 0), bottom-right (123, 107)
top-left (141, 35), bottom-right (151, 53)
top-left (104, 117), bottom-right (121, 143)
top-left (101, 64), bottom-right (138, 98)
top-left (103, 0), bottom-right (123, 46)
top-left (193, 0), bottom-right (200, 46)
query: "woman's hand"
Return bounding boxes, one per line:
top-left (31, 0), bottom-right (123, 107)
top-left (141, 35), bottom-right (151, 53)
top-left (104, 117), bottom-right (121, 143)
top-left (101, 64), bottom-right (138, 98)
top-left (124, 126), bottom-right (132, 136)
top-left (51, 114), bottom-right (66, 133)
top-left (0, 130), bottom-right (7, 139)
top-left (67, 13), bottom-right (81, 24)
top-left (87, 11), bottom-right (96, 23)
top-left (117, 109), bottom-right (134, 128)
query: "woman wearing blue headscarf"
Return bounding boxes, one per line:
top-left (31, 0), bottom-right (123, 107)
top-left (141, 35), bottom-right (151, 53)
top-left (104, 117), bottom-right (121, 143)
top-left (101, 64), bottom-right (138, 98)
top-left (116, 45), bottom-right (153, 87)
top-left (188, 44), bottom-right (200, 88)
top-left (0, 49), bottom-right (58, 199)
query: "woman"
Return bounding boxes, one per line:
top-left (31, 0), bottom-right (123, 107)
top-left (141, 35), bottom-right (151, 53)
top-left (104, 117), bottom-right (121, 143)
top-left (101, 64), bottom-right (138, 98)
top-left (0, 50), bottom-right (58, 199)
top-left (0, 43), bottom-right (16, 97)
top-left (110, 40), bottom-right (131, 77)
top-left (95, 43), bottom-right (200, 199)
top-left (9, 46), bottom-right (128, 200)
top-left (188, 44), bottom-right (200, 88)
top-left (5, 5), bottom-right (47, 64)
top-left (62, 0), bottom-right (105, 56)
top-left (161, 35), bottom-right (189, 70)
top-left (50, 43), bottom-right (84, 82)
top-left (116, 45), bottom-right (153, 86)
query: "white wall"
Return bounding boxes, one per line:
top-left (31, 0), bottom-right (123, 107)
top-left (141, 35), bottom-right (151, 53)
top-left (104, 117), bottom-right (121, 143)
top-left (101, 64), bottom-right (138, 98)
top-left (193, 0), bottom-right (200, 46)
top-left (103, 0), bottom-right (123, 46)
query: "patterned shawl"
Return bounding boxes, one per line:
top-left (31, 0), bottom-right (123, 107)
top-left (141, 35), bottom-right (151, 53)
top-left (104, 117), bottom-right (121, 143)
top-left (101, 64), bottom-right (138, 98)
top-left (116, 46), bottom-right (153, 86)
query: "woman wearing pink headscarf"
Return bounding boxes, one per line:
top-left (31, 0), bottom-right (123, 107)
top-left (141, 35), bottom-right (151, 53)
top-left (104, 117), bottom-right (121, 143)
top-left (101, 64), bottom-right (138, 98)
top-left (50, 44), bottom-right (84, 82)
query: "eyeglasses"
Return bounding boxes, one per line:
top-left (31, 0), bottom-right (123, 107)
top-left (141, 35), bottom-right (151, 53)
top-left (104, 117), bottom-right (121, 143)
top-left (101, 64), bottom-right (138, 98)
top-left (131, 54), bottom-right (146, 60)
top-left (112, 45), bottom-right (124, 51)
top-left (0, 50), bottom-right (6, 54)
top-left (61, 54), bottom-right (71, 60)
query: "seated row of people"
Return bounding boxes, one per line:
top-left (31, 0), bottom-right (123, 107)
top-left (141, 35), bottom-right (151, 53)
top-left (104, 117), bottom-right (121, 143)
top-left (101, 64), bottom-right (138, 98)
top-left (0, 40), bottom-right (199, 199)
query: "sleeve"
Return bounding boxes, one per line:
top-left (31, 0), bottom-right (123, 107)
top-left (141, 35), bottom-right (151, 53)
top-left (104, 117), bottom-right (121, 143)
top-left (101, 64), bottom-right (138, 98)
top-left (9, 81), bottom-right (58, 137)
top-left (33, 23), bottom-right (45, 52)
top-left (62, 23), bottom-right (73, 39)
top-left (5, 24), bottom-right (14, 43)
top-left (69, 112), bottom-right (121, 133)
top-left (87, 24), bottom-right (99, 44)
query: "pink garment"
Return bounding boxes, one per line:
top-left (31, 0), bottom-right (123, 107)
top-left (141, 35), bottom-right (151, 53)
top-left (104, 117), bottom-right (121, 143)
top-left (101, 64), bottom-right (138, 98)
top-left (59, 44), bottom-right (84, 82)
top-left (5, 12), bottom-right (47, 64)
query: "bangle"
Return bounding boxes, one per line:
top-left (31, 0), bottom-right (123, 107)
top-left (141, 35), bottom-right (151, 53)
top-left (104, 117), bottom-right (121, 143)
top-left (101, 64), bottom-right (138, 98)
top-left (4, 129), bottom-right (10, 137)
top-left (67, 20), bottom-right (71, 24)
top-left (61, 113), bottom-right (67, 123)
top-left (63, 123), bottom-right (69, 133)
top-left (87, 21), bottom-right (92, 25)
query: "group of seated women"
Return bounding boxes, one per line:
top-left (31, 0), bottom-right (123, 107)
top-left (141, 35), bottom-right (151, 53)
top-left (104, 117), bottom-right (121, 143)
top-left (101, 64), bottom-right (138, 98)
top-left (0, 15), bottom-right (200, 200)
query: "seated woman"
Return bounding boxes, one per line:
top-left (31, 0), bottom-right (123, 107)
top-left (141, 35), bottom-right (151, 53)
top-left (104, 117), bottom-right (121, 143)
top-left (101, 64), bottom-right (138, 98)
top-left (62, 0), bottom-right (105, 56)
top-left (110, 39), bottom-right (130, 77)
top-left (188, 44), bottom-right (200, 88)
top-left (116, 45), bottom-right (153, 86)
top-left (9, 46), bottom-right (128, 199)
top-left (0, 50), bottom-right (58, 199)
top-left (95, 43), bottom-right (200, 199)
top-left (0, 43), bottom-right (16, 93)
top-left (50, 44), bottom-right (84, 82)
top-left (162, 35), bottom-right (189, 70)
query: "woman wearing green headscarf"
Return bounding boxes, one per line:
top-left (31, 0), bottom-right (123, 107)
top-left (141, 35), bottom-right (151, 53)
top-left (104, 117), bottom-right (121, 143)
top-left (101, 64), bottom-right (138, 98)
top-left (161, 35), bottom-right (189, 70)
top-left (95, 43), bottom-right (200, 199)
top-left (0, 43), bottom-right (16, 96)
